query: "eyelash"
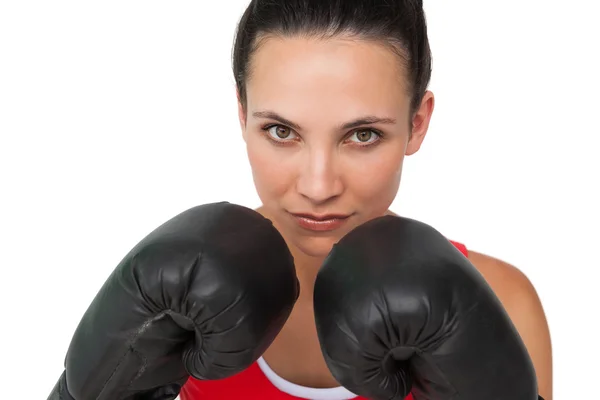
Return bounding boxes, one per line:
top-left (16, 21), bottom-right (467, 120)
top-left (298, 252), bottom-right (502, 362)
top-left (260, 124), bottom-right (385, 148)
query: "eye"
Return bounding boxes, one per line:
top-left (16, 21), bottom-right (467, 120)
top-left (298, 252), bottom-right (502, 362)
top-left (265, 125), bottom-right (298, 142)
top-left (348, 129), bottom-right (381, 145)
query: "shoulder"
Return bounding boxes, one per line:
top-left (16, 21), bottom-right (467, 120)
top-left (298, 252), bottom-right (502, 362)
top-left (467, 250), bottom-right (553, 400)
top-left (466, 251), bottom-right (548, 324)
top-left (467, 251), bottom-right (535, 304)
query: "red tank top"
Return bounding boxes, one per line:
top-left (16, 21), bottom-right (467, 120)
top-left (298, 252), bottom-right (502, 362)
top-left (180, 241), bottom-right (469, 400)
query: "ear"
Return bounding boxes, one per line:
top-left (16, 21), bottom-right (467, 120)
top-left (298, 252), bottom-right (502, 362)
top-left (237, 88), bottom-right (248, 141)
top-left (406, 90), bottom-right (435, 156)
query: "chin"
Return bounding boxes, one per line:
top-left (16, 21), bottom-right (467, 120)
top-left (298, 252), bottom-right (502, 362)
top-left (292, 235), bottom-right (340, 259)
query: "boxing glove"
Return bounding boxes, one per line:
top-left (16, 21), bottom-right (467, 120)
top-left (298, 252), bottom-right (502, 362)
top-left (48, 202), bottom-right (299, 400)
top-left (314, 215), bottom-right (540, 400)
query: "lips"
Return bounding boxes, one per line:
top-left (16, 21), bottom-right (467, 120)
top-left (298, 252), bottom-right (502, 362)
top-left (292, 213), bottom-right (351, 221)
top-left (289, 212), bottom-right (352, 232)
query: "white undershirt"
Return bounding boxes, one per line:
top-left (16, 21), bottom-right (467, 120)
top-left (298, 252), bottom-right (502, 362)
top-left (256, 356), bottom-right (359, 400)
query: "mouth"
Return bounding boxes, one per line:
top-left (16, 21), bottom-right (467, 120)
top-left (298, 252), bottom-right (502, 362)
top-left (288, 212), bottom-right (353, 232)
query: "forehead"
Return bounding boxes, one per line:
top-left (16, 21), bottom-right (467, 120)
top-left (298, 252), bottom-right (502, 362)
top-left (246, 35), bottom-right (410, 119)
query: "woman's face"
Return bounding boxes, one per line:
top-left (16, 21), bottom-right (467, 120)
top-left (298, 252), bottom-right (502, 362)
top-left (239, 35), bottom-right (434, 258)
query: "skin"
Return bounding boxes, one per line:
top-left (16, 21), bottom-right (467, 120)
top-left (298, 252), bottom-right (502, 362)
top-left (237, 34), bottom-right (552, 399)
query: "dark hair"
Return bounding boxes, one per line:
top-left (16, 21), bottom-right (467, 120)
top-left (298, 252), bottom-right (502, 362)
top-left (232, 0), bottom-right (432, 118)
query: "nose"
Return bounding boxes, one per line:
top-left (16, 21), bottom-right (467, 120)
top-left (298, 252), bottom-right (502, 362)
top-left (296, 147), bottom-right (344, 205)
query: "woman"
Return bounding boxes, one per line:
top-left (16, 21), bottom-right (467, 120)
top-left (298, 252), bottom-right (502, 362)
top-left (181, 0), bottom-right (552, 398)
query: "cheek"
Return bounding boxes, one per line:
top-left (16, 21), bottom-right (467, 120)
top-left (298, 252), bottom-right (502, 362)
top-left (343, 149), bottom-right (404, 203)
top-left (246, 140), bottom-right (294, 201)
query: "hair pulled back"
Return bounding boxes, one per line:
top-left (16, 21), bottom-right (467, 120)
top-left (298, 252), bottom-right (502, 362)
top-left (232, 0), bottom-right (432, 117)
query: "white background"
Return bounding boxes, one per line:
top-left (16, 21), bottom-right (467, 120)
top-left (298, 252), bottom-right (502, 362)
top-left (1, 0), bottom-right (598, 398)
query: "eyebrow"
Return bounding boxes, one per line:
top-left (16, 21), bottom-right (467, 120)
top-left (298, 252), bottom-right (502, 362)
top-left (252, 110), bottom-right (397, 131)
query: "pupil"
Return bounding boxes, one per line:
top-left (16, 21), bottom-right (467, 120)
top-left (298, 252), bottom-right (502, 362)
top-left (357, 131), bottom-right (371, 142)
top-left (277, 127), bottom-right (290, 138)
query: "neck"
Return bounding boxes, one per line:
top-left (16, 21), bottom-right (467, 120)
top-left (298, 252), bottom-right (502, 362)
top-left (291, 250), bottom-right (325, 304)
top-left (263, 244), bottom-right (341, 388)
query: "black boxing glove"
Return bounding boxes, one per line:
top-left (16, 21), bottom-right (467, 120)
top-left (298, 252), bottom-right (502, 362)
top-left (48, 202), bottom-right (299, 400)
top-left (314, 215), bottom-right (540, 400)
